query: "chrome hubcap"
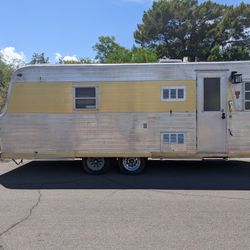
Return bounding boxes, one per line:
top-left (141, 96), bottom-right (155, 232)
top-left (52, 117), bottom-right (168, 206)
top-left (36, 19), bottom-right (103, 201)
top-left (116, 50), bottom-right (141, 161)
top-left (122, 157), bottom-right (141, 172)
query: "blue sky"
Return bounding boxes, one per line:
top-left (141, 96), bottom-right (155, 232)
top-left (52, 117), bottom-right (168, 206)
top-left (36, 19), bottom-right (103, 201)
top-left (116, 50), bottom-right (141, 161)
top-left (0, 0), bottom-right (249, 64)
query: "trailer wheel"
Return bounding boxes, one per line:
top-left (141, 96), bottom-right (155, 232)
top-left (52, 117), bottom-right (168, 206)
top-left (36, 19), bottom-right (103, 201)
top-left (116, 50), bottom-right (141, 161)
top-left (82, 158), bottom-right (110, 175)
top-left (118, 157), bottom-right (145, 175)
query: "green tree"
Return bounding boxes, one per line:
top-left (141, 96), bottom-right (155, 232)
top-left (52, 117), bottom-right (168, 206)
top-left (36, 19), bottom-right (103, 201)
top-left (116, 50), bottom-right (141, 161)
top-left (104, 46), bottom-right (131, 63)
top-left (58, 57), bottom-right (93, 64)
top-left (93, 36), bottom-right (122, 63)
top-left (29, 52), bottom-right (49, 64)
top-left (93, 36), bottom-right (158, 63)
top-left (130, 46), bottom-right (158, 63)
top-left (134, 0), bottom-right (250, 61)
top-left (0, 57), bottom-right (14, 110)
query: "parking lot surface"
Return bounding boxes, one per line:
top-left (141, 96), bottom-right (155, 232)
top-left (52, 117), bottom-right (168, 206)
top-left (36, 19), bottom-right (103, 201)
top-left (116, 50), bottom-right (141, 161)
top-left (0, 159), bottom-right (250, 250)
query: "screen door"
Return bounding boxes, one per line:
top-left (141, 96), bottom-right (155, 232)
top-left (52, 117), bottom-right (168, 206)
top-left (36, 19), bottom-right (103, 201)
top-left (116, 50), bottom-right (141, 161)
top-left (197, 71), bottom-right (228, 153)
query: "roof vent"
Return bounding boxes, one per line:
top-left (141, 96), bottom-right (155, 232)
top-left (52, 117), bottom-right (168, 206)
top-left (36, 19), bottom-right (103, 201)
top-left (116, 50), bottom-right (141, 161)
top-left (159, 57), bottom-right (182, 63)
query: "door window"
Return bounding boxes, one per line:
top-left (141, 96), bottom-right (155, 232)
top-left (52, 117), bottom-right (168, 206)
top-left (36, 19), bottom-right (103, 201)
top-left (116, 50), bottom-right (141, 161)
top-left (204, 78), bottom-right (221, 111)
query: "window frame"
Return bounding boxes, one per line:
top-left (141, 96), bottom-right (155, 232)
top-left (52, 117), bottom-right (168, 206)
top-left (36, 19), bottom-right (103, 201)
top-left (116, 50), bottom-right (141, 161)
top-left (162, 132), bottom-right (185, 145)
top-left (73, 85), bottom-right (99, 110)
top-left (161, 86), bottom-right (186, 102)
top-left (244, 82), bottom-right (250, 111)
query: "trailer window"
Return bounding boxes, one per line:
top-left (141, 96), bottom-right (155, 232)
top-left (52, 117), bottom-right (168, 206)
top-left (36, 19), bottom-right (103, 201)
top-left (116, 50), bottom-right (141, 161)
top-left (161, 87), bottom-right (185, 101)
top-left (163, 132), bottom-right (185, 144)
top-left (245, 83), bottom-right (250, 110)
top-left (74, 87), bottom-right (97, 109)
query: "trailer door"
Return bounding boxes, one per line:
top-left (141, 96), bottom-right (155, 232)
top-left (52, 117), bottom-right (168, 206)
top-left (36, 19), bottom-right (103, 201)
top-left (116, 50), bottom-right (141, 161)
top-left (197, 70), bottom-right (228, 153)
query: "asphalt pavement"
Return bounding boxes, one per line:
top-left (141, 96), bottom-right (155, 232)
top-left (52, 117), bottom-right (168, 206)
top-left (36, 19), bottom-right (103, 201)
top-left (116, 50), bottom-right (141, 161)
top-left (0, 159), bottom-right (250, 250)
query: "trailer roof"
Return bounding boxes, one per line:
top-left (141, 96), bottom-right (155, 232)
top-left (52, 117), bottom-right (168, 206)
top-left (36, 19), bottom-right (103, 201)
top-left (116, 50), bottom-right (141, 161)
top-left (12, 61), bottom-right (250, 83)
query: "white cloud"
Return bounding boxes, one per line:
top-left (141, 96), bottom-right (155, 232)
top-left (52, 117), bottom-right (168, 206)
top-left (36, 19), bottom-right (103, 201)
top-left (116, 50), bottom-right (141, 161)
top-left (55, 53), bottom-right (63, 62)
top-left (55, 52), bottom-right (79, 63)
top-left (0, 47), bottom-right (26, 67)
top-left (63, 55), bottom-right (79, 62)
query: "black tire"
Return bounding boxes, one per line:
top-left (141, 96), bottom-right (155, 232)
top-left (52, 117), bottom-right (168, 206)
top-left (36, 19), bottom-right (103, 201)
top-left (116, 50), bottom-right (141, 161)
top-left (82, 157), bottom-right (110, 175)
top-left (118, 157), bottom-right (146, 175)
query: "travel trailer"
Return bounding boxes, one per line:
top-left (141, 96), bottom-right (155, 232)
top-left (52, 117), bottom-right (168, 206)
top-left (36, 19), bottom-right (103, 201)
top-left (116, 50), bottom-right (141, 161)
top-left (0, 61), bottom-right (250, 174)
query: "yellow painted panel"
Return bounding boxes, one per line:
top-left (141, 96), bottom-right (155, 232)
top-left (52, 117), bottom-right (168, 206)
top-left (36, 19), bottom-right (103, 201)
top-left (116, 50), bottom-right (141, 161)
top-left (8, 83), bottom-right (73, 113)
top-left (7, 80), bottom-right (196, 113)
top-left (99, 81), bottom-right (196, 112)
